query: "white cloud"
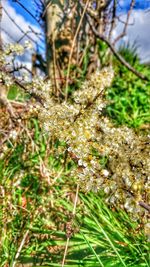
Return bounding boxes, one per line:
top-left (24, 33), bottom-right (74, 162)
top-left (112, 10), bottom-right (150, 62)
top-left (1, 0), bottom-right (44, 70)
top-left (1, 1), bottom-right (150, 66)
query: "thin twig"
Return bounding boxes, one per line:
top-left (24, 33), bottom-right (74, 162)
top-left (139, 201), bottom-right (150, 212)
top-left (61, 184), bottom-right (79, 267)
top-left (108, 0), bottom-right (117, 41)
top-left (9, 64), bottom-right (33, 75)
top-left (52, 37), bottom-right (59, 96)
top-left (11, 207), bottom-right (40, 267)
top-left (65, 0), bottom-right (90, 101)
top-left (113, 0), bottom-right (135, 45)
top-left (3, 7), bottom-right (44, 50)
top-left (42, 1), bottom-right (52, 18)
top-left (0, 66), bottom-right (43, 104)
top-left (72, 184), bottom-right (80, 216)
top-left (82, 7), bottom-right (149, 81)
top-left (12, 230), bottom-right (29, 267)
top-left (1, 27), bottom-right (16, 42)
top-left (61, 237), bottom-right (70, 267)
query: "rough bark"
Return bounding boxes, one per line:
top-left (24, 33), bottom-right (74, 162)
top-left (44, 0), bottom-right (63, 78)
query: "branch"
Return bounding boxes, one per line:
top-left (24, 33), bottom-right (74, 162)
top-left (81, 7), bottom-right (149, 81)
top-left (139, 201), bottom-right (150, 212)
top-left (3, 7), bottom-right (44, 50)
top-left (0, 66), bottom-right (43, 104)
top-left (61, 184), bottom-right (79, 267)
top-left (1, 27), bottom-right (16, 43)
top-left (9, 64), bottom-right (33, 75)
top-left (108, 0), bottom-right (117, 40)
top-left (65, 0), bottom-right (90, 101)
top-left (15, 78), bottom-right (43, 104)
top-left (12, 230), bottom-right (29, 267)
top-left (113, 0), bottom-right (135, 45)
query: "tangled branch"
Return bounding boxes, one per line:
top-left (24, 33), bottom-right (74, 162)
top-left (79, 1), bottom-right (149, 82)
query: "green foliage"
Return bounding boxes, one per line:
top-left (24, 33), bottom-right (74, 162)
top-left (97, 39), bottom-right (110, 67)
top-left (7, 84), bottom-right (29, 101)
top-left (106, 45), bottom-right (150, 128)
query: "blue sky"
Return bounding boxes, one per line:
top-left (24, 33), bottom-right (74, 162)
top-left (7, 0), bottom-right (150, 26)
top-left (2, 0), bottom-right (150, 64)
top-left (8, 0), bottom-right (150, 15)
top-left (119, 0), bottom-right (150, 10)
top-left (8, 0), bottom-right (38, 25)
top-left (2, 0), bottom-right (45, 51)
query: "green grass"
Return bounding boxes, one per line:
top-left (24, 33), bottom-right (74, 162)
top-left (106, 45), bottom-right (150, 128)
top-left (0, 119), bottom-right (149, 267)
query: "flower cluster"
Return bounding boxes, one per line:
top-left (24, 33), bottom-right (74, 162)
top-left (29, 76), bottom-right (52, 101)
top-left (0, 71), bottom-right (13, 87)
top-left (0, 42), bottom-right (33, 71)
top-left (73, 67), bottom-right (113, 106)
top-left (34, 67), bottom-right (149, 222)
top-left (36, 67), bottom-right (113, 137)
top-left (0, 42), bottom-right (149, 224)
top-left (4, 43), bottom-right (24, 55)
top-left (4, 41), bottom-right (32, 56)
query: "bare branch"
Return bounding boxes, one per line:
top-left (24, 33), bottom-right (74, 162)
top-left (8, 64), bottom-right (33, 75)
top-left (65, 0), bottom-right (90, 101)
top-left (61, 184), bottom-right (79, 267)
top-left (0, 66), bottom-right (43, 104)
top-left (1, 27), bottom-right (16, 43)
top-left (15, 78), bottom-right (43, 104)
top-left (108, 0), bottom-right (117, 40)
top-left (113, 0), bottom-right (135, 45)
top-left (12, 230), bottom-right (29, 267)
top-left (139, 201), bottom-right (150, 212)
top-left (80, 5), bottom-right (149, 81)
top-left (3, 7), bottom-right (44, 50)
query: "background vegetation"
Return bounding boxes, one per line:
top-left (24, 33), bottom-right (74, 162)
top-left (0, 1), bottom-right (150, 266)
top-left (106, 45), bottom-right (150, 128)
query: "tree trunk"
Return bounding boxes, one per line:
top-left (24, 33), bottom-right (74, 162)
top-left (44, 0), bottom-right (62, 78)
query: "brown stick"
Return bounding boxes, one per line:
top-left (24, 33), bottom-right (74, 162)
top-left (61, 184), bottom-right (79, 267)
top-left (139, 201), bottom-right (150, 212)
top-left (65, 0), bottom-right (90, 101)
top-left (108, 0), bottom-right (117, 41)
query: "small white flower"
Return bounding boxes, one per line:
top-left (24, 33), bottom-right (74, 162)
top-left (78, 159), bottom-right (83, 166)
top-left (83, 162), bottom-right (88, 167)
top-left (24, 40), bottom-right (33, 50)
top-left (104, 186), bottom-right (110, 194)
top-left (67, 147), bottom-right (72, 152)
top-left (102, 169), bottom-right (109, 177)
top-left (9, 130), bottom-right (18, 140)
